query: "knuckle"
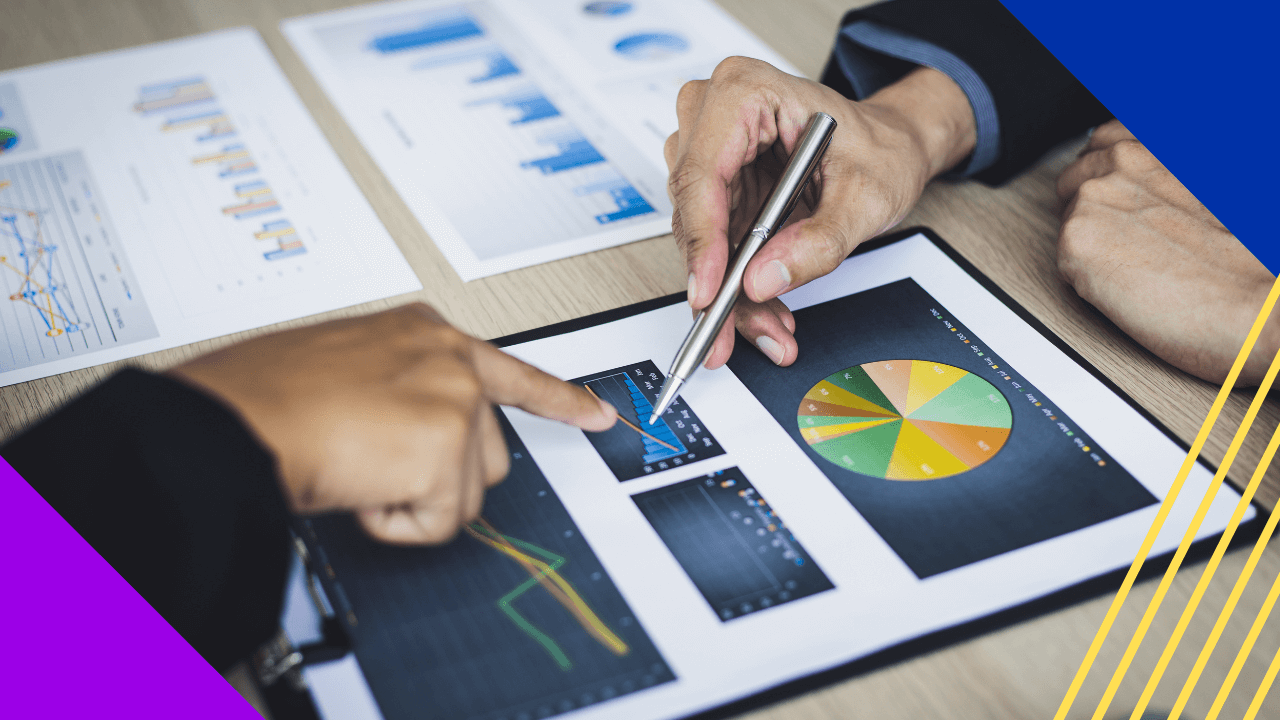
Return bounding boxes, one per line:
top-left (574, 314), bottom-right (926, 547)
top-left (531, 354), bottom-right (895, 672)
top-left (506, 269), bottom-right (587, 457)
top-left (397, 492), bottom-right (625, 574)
top-left (663, 132), bottom-right (679, 170)
top-left (452, 367), bottom-right (484, 404)
top-left (814, 229), bottom-right (849, 271)
top-left (674, 79), bottom-right (705, 118)
top-left (487, 453), bottom-right (511, 485)
top-left (420, 517), bottom-right (458, 544)
top-left (1057, 216), bottom-right (1098, 271)
top-left (666, 158), bottom-right (701, 204)
top-left (1075, 177), bottom-right (1109, 203)
top-left (1109, 139), bottom-right (1150, 169)
top-left (430, 401), bottom-right (475, 442)
top-left (710, 56), bottom-right (762, 85)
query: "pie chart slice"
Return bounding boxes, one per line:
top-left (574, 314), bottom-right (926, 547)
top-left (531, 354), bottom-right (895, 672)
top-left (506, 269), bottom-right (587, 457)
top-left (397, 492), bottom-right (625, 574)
top-left (798, 361), bottom-right (1012, 480)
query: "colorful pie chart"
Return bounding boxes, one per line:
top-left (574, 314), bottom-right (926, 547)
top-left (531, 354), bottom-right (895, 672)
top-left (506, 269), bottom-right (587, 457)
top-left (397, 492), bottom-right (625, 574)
top-left (797, 360), bottom-right (1012, 480)
top-left (0, 127), bottom-right (18, 154)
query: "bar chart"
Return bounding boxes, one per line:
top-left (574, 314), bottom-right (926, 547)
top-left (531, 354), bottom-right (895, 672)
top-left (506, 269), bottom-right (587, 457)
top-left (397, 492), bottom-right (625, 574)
top-left (574, 360), bottom-right (724, 480)
top-left (293, 1), bottom-right (672, 277)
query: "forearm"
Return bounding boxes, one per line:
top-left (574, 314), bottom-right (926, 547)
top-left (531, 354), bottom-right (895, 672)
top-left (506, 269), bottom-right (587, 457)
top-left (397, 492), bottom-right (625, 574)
top-left (1, 370), bottom-right (291, 670)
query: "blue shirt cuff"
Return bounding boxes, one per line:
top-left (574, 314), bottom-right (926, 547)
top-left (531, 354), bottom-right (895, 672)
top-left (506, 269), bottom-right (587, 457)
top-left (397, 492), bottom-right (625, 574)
top-left (835, 20), bottom-right (1000, 177)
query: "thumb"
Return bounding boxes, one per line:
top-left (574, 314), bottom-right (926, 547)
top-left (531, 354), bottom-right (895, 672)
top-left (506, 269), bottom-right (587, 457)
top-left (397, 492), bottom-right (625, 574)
top-left (742, 170), bottom-right (894, 303)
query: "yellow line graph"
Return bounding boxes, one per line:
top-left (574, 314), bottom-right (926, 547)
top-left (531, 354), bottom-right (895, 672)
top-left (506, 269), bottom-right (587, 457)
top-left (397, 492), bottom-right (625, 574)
top-left (466, 517), bottom-right (629, 660)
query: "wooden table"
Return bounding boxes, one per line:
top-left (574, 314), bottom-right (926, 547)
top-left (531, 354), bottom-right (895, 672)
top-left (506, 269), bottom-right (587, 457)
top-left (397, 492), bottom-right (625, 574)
top-left (3, 1), bottom-right (1279, 717)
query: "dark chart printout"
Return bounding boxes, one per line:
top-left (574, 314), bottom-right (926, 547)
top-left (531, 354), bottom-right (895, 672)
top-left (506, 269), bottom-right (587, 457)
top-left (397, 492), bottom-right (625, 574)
top-left (727, 278), bottom-right (1157, 578)
top-left (574, 360), bottom-right (725, 480)
top-left (299, 415), bottom-right (673, 720)
top-left (633, 468), bottom-right (833, 621)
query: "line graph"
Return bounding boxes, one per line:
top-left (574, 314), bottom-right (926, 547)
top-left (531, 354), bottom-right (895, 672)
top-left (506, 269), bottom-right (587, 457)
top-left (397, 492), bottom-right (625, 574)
top-left (466, 517), bottom-right (628, 670)
top-left (575, 360), bottom-right (724, 480)
top-left (298, 412), bottom-right (671, 720)
top-left (0, 152), bottom-right (157, 372)
top-left (0, 196), bottom-right (81, 338)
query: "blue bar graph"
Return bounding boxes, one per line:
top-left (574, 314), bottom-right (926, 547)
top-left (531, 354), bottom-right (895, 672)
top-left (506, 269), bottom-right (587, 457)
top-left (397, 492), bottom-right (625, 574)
top-left (521, 129), bottom-right (605, 174)
top-left (621, 373), bottom-right (688, 463)
top-left (472, 52), bottom-right (519, 82)
top-left (372, 15), bottom-right (484, 53)
top-left (264, 246), bottom-right (308, 261)
top-left (596, 184), bottom-right (655, 224)
top-left (468, 88), bottom-right (560, 124)
top-left (410, 48), bottom-right (520, 83)
top-left (575, 177), bottom-right (657, 224)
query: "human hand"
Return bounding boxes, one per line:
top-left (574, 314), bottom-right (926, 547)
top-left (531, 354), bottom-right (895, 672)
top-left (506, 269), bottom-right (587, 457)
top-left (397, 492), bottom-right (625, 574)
top-left (664, 59), bottom-right (977, 368)
top-left (1056, 120), bottom-right (1278, 386)
top-left (168, 304), bottom-right (616, 544)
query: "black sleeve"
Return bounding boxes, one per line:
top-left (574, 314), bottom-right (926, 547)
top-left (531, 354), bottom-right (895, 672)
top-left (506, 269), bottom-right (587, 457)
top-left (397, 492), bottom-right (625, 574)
top-left (1, 369), bottom-right (291, 672)
top-left (820, 0), bottom-right (1114, 185)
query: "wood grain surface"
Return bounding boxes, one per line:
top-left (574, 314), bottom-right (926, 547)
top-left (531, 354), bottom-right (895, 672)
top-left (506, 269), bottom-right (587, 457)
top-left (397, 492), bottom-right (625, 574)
top-left (3, 1), bottom-right (1279, 718)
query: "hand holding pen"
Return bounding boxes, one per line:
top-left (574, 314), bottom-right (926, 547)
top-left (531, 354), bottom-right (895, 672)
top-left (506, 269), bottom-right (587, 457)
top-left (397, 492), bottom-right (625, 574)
top-left (660, 58), bottom-right (980, 372)
top-left (651, 109), bottom-right (836, 421)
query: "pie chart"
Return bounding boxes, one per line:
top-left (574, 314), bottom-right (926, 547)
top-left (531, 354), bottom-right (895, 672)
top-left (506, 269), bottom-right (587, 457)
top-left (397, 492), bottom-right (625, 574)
top-left (797, 360), bottom-right (1012, 480)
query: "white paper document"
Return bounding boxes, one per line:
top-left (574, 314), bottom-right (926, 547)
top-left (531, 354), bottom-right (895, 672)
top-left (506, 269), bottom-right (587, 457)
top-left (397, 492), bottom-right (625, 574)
top-left (0, 29), bottom-right (421, 387)
top-left (291, 232), bottom-right (1252, 720)
top-left (282, 0), bottom-right (797, 280)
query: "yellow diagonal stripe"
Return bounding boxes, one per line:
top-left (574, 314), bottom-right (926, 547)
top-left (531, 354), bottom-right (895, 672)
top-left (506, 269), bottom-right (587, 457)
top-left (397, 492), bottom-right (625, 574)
top-left (1125, 348), bottom-right (1280, 719)
top-left (1091, 339), bottom-right (1280, 720)
top-left (1243, 639), bottom-right (1280, 720)
top-left (1205, 547), bottom-right (1280, 718)
top-left (1167, 419), bottom-right (1280, 719)
top-left (1054, 275), bottom-right (1280, 720)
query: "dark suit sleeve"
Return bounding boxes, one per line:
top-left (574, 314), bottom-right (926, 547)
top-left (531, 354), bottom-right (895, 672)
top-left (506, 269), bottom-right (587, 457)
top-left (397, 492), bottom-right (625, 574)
top-left (820, 0), bottom-right (1113, 185)
top-left (1, 369), bottom-right (291, 672)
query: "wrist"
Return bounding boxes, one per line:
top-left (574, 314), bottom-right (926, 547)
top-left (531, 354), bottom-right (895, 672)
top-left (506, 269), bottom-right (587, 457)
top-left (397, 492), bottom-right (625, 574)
top-left (863, 66), bottom-right (977, 180)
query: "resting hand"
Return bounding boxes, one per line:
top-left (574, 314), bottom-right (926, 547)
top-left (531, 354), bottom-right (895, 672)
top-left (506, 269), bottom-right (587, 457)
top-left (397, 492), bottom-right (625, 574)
top-left (665, 59), bottom-right (976, 367)
top-left (1056, 120), bottom-right (1278, 387)
top-left (169, 304), bottom-right (616, 544)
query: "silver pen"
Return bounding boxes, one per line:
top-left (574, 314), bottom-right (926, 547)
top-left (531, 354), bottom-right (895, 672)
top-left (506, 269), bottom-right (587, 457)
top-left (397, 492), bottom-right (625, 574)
top-left (649, 111), bottom-right (837, 425)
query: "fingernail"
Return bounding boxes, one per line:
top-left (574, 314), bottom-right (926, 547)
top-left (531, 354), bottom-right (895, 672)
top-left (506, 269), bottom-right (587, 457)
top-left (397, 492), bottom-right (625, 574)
top-left (753, 260), bottom-right (791, 300)
top-left (755, 336), bottom-right (785, 365)
top-left (687, 273), bottom-right (698, 306)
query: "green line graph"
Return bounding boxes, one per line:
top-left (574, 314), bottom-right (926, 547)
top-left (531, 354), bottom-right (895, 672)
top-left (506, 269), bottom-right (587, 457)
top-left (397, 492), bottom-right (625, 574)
top-left (496, 536), bottom-right (573, 670)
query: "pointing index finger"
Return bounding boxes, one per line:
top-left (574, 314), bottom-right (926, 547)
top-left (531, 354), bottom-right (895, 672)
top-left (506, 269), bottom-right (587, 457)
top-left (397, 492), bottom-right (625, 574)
top-left (469, 338), bottom-right (617, 431)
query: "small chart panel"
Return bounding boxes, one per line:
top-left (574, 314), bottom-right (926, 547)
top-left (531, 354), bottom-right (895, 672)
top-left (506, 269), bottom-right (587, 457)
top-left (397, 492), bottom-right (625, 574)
top-left (0, 151), bottom-right (157, 372)
top-left (300, 413), bottom-right (672, 720)
top-left (633, 468), bottom-right (833, 621)
top-left (574, 360), bottom-right (725, 481)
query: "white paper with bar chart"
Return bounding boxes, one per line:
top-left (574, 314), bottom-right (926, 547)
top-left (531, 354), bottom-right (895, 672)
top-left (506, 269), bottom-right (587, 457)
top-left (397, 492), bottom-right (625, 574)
top-left (0, 29), bottom-right (421, 386)
top-left (282, 0), bottom-right (797, 280)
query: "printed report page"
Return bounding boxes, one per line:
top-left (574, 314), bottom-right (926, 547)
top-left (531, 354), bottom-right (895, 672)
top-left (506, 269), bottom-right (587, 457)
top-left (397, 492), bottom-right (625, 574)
top-left (294, 233), bottom-right (1248, 720)
top-left (282, 0), bottom-right (796, 280)
top-left (0, 29), bottom-right (421, 386)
